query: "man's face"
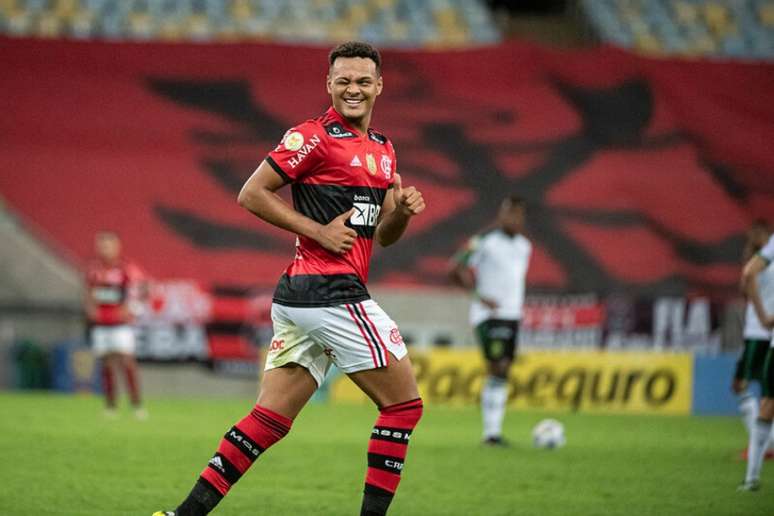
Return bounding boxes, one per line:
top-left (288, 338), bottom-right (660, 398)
top-left (95, 233), bottom-right (121, 262)
top-left (498, 201), bottom-right (525, 235)
top-left (327, 57), bottom-right (382, 125)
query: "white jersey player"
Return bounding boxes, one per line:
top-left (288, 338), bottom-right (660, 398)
top-left (451, 196), bottom-right (531, 445)
top-left (739, 227), bottom-right (774, 490)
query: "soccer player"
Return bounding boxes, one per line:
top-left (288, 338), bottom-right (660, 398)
top-left (154, 42), bottom-right (425, 516)
top-left (733, 220), bottom-right (774, 459)
top-left (85, 231), bottom-right (146, 419)
top-left (738, 228), bottom-right (774, 491)
top-left (449, 196), bottom-right (531, 445)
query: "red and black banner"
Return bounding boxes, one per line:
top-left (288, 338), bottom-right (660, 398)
top-left (1, 38), bottom-right (773, 297)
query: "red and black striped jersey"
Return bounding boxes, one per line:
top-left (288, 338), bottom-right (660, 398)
top-left (85, 260), bottom-right (139, 325)
top-left (266, 107), bottom-right (396, 307)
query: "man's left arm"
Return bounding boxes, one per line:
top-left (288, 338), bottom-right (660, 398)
top-left (375, 173), bottom-right (425, 247)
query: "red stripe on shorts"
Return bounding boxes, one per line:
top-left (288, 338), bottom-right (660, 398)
top-left (346, 303), bottom-right (379, 368)
top-left (358, 302), bottom-right (390, 366)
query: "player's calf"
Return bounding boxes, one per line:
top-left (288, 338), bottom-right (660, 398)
top-left (174, 404), bottom-right (292, 516)
top-left (361, 398), bottom-right (423, 516)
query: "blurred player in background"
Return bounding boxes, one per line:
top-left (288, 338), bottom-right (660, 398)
top-left (85, 231), bottom-right (147, 419)
top-left (155, 42), bottom-right (425, 516)
top-left (738, 227), bottom-right (774, 491)
top-left (450, 196), bottom-right (531, 445)
top-left (733, 220), bottom-right (774, 460)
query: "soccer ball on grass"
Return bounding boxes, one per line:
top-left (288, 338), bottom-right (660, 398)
top-left (532, 418), bottom-right (566, 449)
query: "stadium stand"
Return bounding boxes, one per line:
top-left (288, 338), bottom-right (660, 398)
top-left (581, 0), bottom-right (774, 59)
top-left (0, 0), bottom-right (499, 46)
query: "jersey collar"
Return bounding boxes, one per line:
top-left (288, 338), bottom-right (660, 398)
top-left (327, 106), bottom-right (366, 137)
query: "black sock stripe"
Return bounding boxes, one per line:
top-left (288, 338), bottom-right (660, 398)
top-left (206, 453), bottom-right (242, 486)
top-left (367, 453), bottom-right (405, 475)
top-left (364, 483), bottom-right (395, 498)
top-left (371, 426), bottom-right (412, 444)
top-left (381, 398), bottom-right (423, 412)
top-left (224, 426), bottom-right (264, 462)
top-left (251, 409), bottom-right (290, 436)
top-left (352, 303), bottom-right (385, 367)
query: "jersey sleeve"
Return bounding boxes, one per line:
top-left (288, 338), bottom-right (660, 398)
top-left (387, 140), bottom-right (397, 188)
top-left (759, 234), bottom-right (774, 263)
top-left (266, 121), bottom-right (326, 183)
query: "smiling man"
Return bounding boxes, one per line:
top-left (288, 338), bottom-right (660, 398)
top-left (154, 42), bottom-right (426, 516)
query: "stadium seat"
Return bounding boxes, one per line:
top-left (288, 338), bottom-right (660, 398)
top-left (582, 0), bottom-right (774, 60)
top-left (0, 0), bottom-right (500, 46)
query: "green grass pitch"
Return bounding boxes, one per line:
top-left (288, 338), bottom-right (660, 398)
top-left (0, 392), bottom-right (772, 515)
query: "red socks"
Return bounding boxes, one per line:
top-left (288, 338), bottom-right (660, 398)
top-left (101, 363), bottom-right (116, 408)
top-left (200, 405), bottom-right (292, 496)
top-left (124, 360), bottom-right (141, 407)
top-left (364, 398), bottom-right (424, 496)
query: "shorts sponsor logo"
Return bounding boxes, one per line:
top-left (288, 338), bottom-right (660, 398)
top-left (380, 155), bottom-right (392, 179)
top-left (366, 153), bottom-right (377, 175)
top-left (269, 339), bottom-right (285, 351)
top-left (351, 202), bottom-right (381, 227)
top-left (390, 327), bottom-right (403, 345)
top-left (488, 326), bottom-right (514, 340)
top-left (287, 134), bottom-right (321, 168)
top-left (284, 131), bottom-right (304, 151)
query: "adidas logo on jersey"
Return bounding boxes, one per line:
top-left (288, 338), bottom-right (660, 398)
top-left (350, 155), bottom-right (362, 167)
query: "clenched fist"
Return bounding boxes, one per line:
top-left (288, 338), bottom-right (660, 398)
top-left (392, 173), bottom-right (425, 217)
top-left (315, 208), bottom-right (357, 254)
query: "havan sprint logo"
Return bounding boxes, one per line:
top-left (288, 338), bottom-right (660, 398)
top-left (287, 133), bottom-right (321, 169)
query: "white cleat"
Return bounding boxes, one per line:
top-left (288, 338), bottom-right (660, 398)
top-left (737, 480), bottom-right (761, 492)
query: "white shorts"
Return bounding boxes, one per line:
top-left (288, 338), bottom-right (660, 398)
top-left (91, 325), bottom-right (136, 357)
top-left (265, 299), bottom-right (408, 386)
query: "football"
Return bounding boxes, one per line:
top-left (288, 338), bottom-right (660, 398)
top-left (532, 419), bottom-right (566, 449)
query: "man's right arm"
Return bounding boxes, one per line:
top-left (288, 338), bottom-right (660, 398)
top-left (237, 160), bottom-right (356, 255)
top-left (449, 237), bottom-right (499, 309)
top-left (449, 253), bottom-right (475, 289)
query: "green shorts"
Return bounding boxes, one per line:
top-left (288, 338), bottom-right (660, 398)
top-left (734, 339), bottom-right (770, 382)
top-left (475, 319), bottom-right (519, 362)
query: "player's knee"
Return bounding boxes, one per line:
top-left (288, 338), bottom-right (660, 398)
top-left (488, 361), bottom-right (510, 379)
top-left (761, 400), bottom-right (774, 419)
